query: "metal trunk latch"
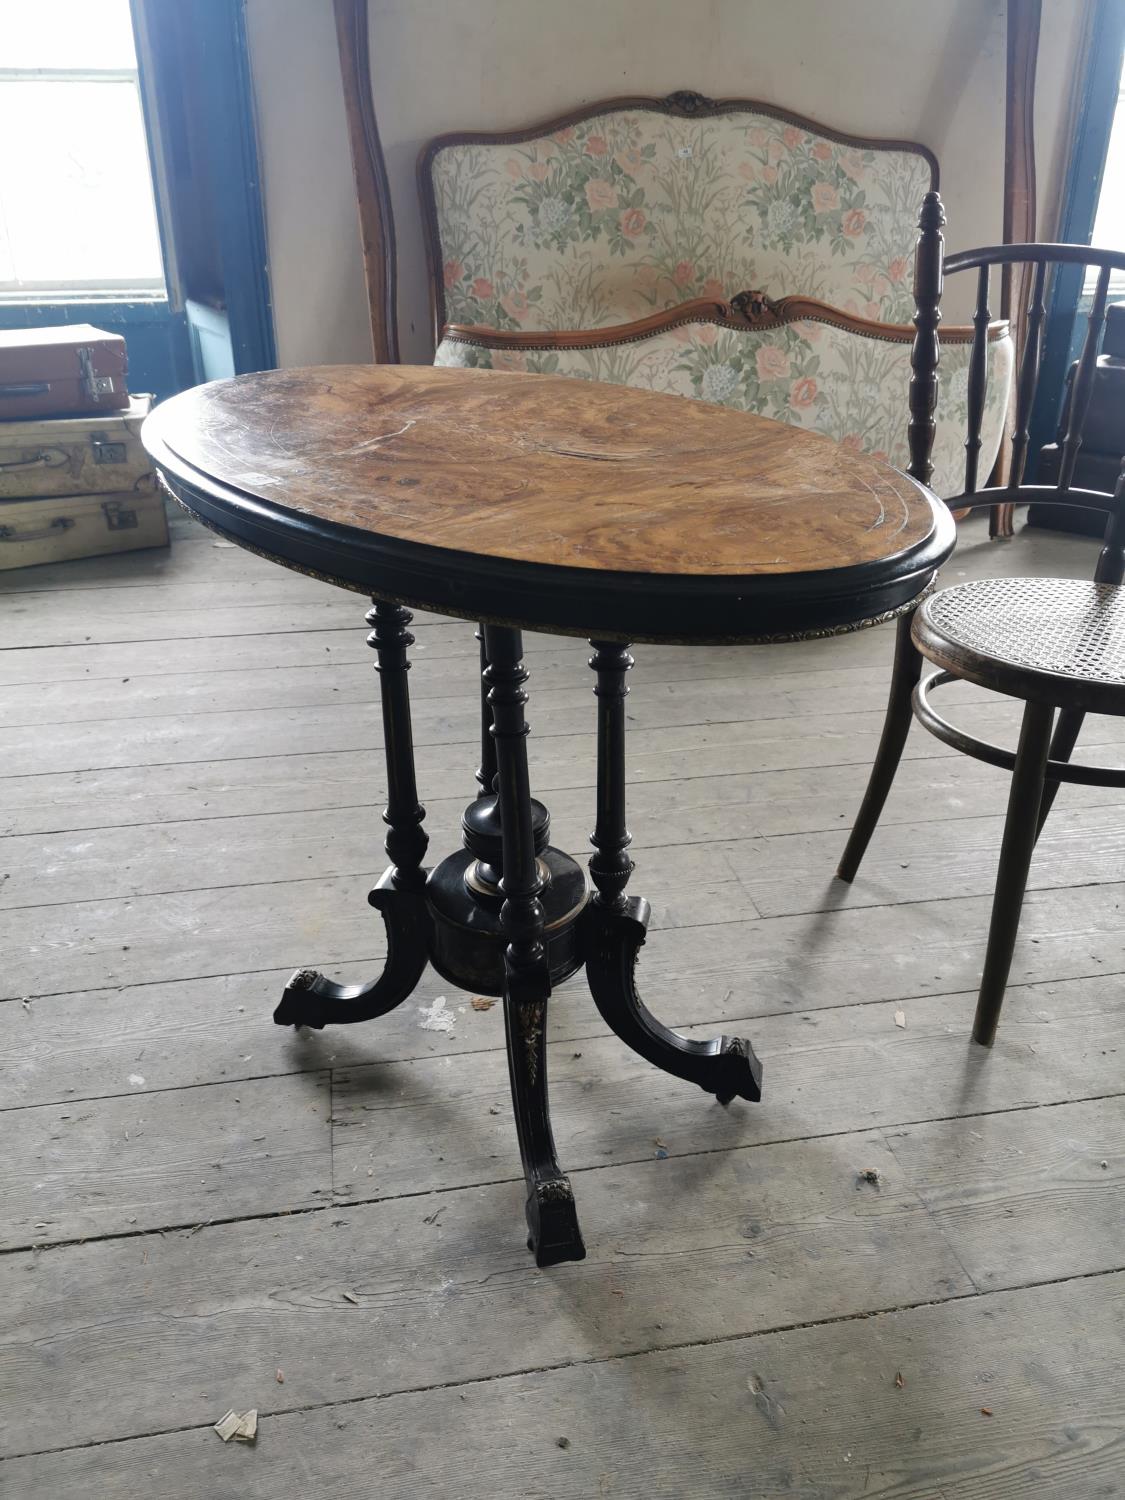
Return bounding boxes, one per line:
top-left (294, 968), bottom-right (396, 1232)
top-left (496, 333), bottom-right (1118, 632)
top-left (90, 433), bottom-right (127, 464)
top-left (102, 499), bottom-right (138, 530)
top-left (78, 346), bottom-right (117, 403)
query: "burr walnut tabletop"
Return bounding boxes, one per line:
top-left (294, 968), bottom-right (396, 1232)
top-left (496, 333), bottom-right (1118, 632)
top-left (143, 364), bottom-right (954, 642)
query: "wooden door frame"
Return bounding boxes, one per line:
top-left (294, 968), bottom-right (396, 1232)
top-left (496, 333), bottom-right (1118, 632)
top-left (1028, 0), bottom-right (1125, 470)
top-left (335, 0), bottom-right (399, 363)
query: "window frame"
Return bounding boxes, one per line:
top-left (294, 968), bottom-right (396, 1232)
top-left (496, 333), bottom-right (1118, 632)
top-left (0, 59), bottom-right (168, 301)
top-left (0, 0), bottom-right (275, 401)
top-left (1029, 1), bottom-right (1125, 469)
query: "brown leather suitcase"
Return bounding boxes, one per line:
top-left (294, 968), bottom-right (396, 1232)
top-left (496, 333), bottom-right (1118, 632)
top-left (0, 325), bottom-right (130, 420)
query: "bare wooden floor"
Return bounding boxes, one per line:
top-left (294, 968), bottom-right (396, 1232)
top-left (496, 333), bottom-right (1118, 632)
top-left (2, 506), bottom-right (1124, 1497)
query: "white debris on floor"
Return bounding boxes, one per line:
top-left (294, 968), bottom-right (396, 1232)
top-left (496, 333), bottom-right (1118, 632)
top-left (417, 996), bottom-right (456, 1034)
top-left (213, 1408), bottom-right (258, 1443)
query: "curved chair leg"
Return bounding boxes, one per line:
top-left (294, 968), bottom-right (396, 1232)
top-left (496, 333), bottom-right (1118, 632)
top-left (973, 699), bottom-right (1055, 1047)
top-left (1034, 707), bottom-right (1086, 840)
top-left (585, 896), bottom-right (763, 1104)
top-left (274, 871), bottom-right (429, 1028)
top-left (837, 609), bottom-right (923, 882)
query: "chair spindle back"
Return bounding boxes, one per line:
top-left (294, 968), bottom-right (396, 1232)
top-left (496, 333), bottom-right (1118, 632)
top-left (907, 197), bottom-right (1125, 581)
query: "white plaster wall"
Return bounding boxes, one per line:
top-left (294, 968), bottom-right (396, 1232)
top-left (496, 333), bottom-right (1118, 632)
top-left (247, 0), bottom-right (1088, 368)
top-left (245, 0), bottom-right (372, 368)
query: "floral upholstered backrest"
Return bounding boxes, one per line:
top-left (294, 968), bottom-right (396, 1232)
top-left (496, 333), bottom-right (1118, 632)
top-left (435, 311), bottom-right (1013, 503)
top-left (420, 93), bottom-right (937, 341)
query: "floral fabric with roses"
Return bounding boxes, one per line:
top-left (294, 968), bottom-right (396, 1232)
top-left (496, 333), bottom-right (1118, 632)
top-left (435, 320), bottom-right (1013, 501)
top-left (428, 108), bottom-right (933, 332)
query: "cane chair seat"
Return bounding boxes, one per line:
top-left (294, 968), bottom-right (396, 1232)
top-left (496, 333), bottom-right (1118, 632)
top-left (913, 577), bottom-right (1125, 715)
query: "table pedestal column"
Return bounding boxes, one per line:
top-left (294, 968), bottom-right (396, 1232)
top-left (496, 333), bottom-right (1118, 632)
top-left (274, 604), bottom-right (764, 1265)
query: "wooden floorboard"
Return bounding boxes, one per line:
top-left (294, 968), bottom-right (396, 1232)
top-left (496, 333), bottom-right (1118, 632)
top-left (0, 669), bottom-right (1014, 780)
top-left (5, 1070), bottom-right (333, 1250)
top-left (0, 695), bottom-right (1039, 814)
top-left (0, 1132), bottom-right (977, 1456)
top-left (7, 1273), bottom-right (1119, 1499)
top-left (2, 941), bottom-right (1123, 1113)
top-left (9, 782), bottom-right (1125, 922)
top-left (3, 510), bottom-right (1124, 1494)
top-left (9, 974), bottom-right (1123, 1250)
top-left (3, 1098), bottom-right (1124, 1459)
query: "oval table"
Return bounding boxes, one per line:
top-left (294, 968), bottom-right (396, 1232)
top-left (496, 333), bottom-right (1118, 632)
top-left (144, 364), bottom-right (955, 1266)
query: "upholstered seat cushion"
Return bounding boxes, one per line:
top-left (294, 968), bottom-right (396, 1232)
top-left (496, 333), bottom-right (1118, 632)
top-left (436, 316), bottom-right (1013, 501)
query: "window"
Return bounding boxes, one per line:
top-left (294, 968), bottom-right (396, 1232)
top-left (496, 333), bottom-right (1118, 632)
top-left (0, 0), bottom-right (165, 301)
top-left (1026, 5), bottom-right (1124, 472)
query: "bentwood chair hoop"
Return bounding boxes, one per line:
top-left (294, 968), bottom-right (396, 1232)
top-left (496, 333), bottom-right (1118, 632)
top-left (912, 671), bottom-right (1125, 786)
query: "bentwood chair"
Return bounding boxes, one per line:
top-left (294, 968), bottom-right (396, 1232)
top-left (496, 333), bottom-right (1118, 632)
top-left (837, 190), bottom-right (1125, 1046)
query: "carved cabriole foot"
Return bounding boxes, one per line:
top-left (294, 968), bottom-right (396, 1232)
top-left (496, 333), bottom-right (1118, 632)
top-left (273, 868), bottom-right (429, 1028)
top-left (484, 622), bottom-right (586, 1267)
top-left (503, 960), bottom-right (586, 1267)
top-left (584, 639), bottom-right (763, 1107)
top-left (276, 598), bottom-right (431, 1029)
top-left (583, 896), bottom-right (763, 1105)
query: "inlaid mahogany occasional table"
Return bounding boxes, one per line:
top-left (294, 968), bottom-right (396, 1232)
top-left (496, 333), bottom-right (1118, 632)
top-left (143, 365), bottom-right (955, 1266)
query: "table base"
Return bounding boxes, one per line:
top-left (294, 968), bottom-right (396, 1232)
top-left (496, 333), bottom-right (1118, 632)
top-left (272, 602), bottom-right (763, 1266)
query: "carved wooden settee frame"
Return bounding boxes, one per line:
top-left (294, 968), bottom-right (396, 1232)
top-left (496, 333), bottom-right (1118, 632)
top-left (443, 291), bottom-right (982, 350)
top-left (417, 89), bottom-right (938, 349)
top-left (332, 0), bottom-right (945, 361)
top-left (435, 293), bottom-right (1013, 500)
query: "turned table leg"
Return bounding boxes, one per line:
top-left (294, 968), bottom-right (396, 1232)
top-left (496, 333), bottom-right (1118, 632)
top-left (474, 624), bottom-right (497, 800)
top-left (582, 641), bottom-right (763, 1105)
top-left (274, 599), bottom-right (430, 1028)
top-left (483, 623), bottom-right (586, 1266)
